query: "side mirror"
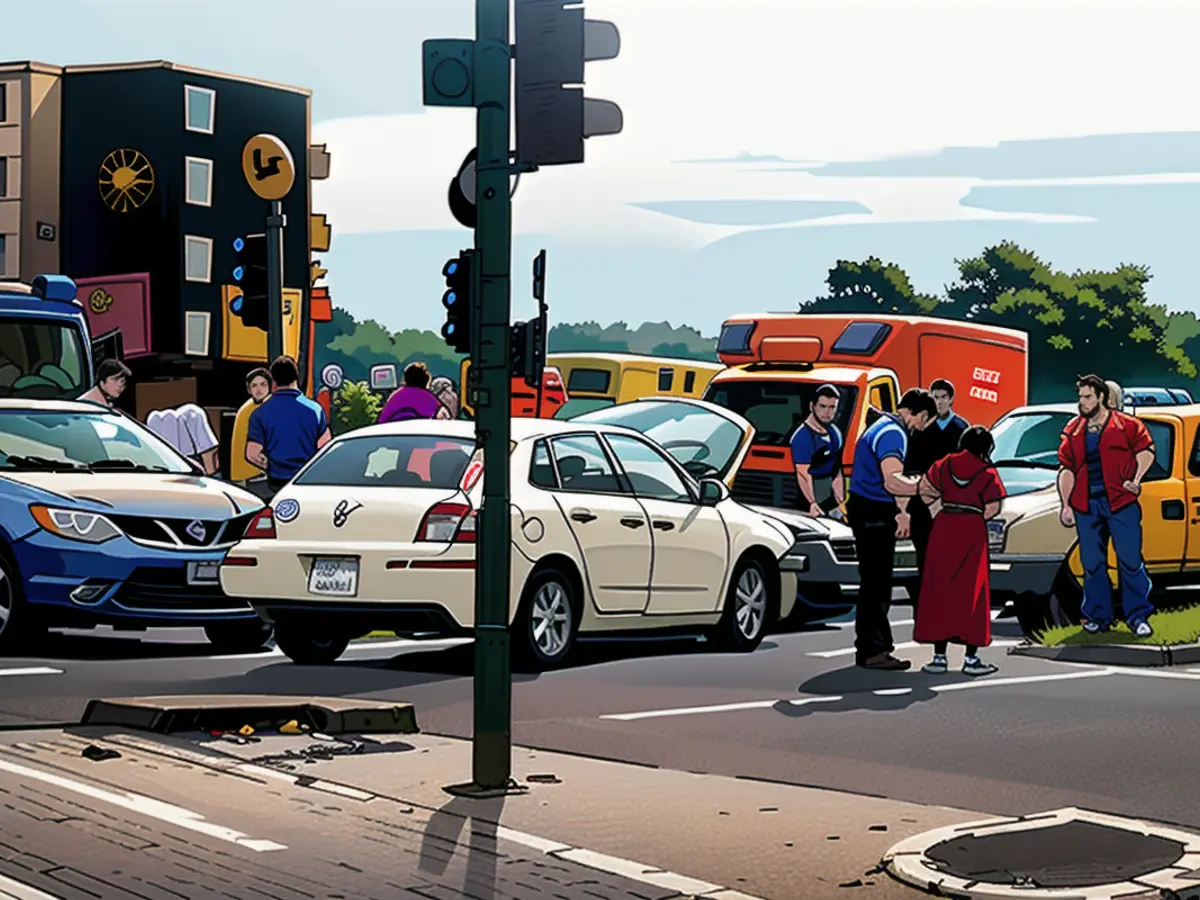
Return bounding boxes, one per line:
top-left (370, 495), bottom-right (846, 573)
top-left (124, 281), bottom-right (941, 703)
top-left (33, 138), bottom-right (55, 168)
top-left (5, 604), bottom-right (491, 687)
top-left (698, 478), bottom-right (729, 507)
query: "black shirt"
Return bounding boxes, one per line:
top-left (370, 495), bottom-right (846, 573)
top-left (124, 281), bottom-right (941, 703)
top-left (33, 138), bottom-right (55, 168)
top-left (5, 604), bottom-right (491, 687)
top-left (904, 413), bottom-right (968, 477)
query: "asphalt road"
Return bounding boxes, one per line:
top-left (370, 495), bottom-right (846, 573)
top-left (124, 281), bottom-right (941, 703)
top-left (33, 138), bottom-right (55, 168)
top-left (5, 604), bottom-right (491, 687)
top-left (2, 608), bottom-right (1199, 832)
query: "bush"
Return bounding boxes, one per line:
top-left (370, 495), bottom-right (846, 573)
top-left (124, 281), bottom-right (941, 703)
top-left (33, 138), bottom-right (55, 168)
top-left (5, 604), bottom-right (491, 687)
top-left (332, 381), bottom-right (382, 435)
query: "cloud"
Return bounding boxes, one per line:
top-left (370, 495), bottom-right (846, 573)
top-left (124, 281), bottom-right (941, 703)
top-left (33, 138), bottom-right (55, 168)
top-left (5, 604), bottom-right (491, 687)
top-left (628, 200), bottom-right (870, 226)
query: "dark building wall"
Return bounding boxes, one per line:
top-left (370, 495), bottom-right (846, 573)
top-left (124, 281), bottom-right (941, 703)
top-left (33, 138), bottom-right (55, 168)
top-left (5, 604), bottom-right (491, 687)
top-left (59, 66), bottom-right (310, 365)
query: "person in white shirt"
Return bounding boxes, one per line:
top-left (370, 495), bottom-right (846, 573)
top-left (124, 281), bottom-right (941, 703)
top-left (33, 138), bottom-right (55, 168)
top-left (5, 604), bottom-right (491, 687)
top-left (146, 404), bottom-right (220, 474)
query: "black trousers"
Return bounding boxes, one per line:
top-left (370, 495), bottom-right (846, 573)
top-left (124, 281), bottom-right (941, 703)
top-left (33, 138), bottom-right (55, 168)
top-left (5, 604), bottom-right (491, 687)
top-left (849, 493), bottom-right (899, 663)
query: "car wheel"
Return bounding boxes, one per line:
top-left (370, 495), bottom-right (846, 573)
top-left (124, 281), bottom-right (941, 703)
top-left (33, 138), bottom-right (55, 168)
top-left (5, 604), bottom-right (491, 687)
top-left (710, 556), bottom-right (776, 652)
top-left (273, 618), bottom-right (350, 664)
top-left (1014, 565), bottom-right (1083, 638)
top-left (515, 568), bottom-right (579, 671)
top-left (0, 551), bottom-right (42, 654)
top-left (203, 619), bottom-right (274, 654)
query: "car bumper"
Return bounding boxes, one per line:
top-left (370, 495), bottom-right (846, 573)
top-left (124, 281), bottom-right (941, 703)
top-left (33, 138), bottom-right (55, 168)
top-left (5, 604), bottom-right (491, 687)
top-left (783, 539), bottom-right (919, 593)
top-left (220, 541), bottom-right (478, 630)
top-left (11, 530), bottom-right (257, 627)
top-left (987, 554), bottom-right (1064, 596)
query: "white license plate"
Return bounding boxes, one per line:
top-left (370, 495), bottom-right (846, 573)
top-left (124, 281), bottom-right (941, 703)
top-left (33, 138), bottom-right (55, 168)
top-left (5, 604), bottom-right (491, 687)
top-left (308, 558), bottom-right (359, 597)
top-left (187, 560), bottom-right (221, 585)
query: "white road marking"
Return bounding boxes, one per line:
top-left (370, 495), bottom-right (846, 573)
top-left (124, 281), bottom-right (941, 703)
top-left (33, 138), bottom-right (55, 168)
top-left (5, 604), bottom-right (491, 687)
top-left (873, 688), bottom-right (912, 696)
top-left (1112, 668), bottom-right (1200, 682)
top-left (809, 638), bottom-right (1021, 659)
top-left (0, 667), bottom-right (62, 677)
top-left (0, 756), bottom-right (287, 852)
top-left (198, 636), bottom-right (471, 663)
top-left (0, 871), bottom-right (58, 900)
top-left (930, 669), bottom-right (1115, 692)
top-left (601, 695), bottom-right (841, 722)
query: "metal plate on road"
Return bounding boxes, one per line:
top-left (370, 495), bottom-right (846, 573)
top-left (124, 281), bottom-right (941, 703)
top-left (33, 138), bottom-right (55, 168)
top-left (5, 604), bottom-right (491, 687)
top-left (308, 558), bottom-right (359, 597)
top-left (187, 560), bottom-right (221, 585)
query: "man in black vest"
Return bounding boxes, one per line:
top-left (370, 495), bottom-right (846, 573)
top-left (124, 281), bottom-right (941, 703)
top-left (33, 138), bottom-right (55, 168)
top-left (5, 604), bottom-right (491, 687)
top-left (904, 379), bottom-right (969, 592)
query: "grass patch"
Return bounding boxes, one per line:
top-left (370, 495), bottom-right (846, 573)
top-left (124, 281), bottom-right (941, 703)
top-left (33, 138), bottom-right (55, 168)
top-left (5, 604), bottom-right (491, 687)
top-left (1037, 603), bottom-right (1200, 647)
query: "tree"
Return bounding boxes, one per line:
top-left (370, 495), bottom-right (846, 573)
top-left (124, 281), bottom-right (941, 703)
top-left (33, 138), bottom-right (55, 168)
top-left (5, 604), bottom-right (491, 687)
top-left (332, 381), bottom-right (382, 435)
top-left (805, 257), bottom-right (941, 316)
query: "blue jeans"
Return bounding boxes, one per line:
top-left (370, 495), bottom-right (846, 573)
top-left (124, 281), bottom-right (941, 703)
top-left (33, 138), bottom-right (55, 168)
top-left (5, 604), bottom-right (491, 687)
top-left (1076, 496), bottom-right (1154, 627)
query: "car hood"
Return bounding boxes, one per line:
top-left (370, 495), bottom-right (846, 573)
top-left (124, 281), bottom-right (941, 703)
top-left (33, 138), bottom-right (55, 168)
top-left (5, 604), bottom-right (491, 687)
top-left (1, 472), bottom-right (263, 518)
top-left (748, 504), bottom-right (854, 542)
top-left (997, 484), bottom-right (1060, 522)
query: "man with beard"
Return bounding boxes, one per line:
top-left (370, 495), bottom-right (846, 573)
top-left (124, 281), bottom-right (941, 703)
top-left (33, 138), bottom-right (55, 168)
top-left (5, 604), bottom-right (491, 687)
top-left (1057, 374), bottom-right (1156, 636)
top-left (790, 384), bottom-right (845, 519)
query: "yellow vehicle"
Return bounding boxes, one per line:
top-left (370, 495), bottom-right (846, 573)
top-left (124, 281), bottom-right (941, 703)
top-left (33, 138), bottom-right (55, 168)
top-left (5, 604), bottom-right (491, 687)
top-left (548, 353), bottom-right (724, 418)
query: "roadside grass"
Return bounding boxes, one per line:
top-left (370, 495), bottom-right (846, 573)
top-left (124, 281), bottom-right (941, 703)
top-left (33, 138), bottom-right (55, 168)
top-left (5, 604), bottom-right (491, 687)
top-left (1037, 603), bottom-right (1200, 647)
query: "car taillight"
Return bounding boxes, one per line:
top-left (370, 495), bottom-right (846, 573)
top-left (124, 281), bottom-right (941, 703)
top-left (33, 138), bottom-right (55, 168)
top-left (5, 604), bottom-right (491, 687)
top-left (416, 502), bottom-right (475, 542)
top-left (245, 508), bottom-right (276, 540)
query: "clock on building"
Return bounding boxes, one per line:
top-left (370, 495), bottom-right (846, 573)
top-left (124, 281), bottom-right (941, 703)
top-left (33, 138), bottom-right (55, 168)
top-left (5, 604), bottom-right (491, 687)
top-left (98, 149), bottom-right (155, 212)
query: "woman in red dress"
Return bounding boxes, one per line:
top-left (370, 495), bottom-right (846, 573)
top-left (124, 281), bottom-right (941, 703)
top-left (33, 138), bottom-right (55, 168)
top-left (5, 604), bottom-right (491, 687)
top-left (914, 425), bottom-right (1007, 677)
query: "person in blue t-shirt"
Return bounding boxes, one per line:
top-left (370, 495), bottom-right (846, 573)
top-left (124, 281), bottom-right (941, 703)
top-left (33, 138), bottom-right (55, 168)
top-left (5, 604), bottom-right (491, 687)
top-left (790, 384), bottom-right (845, 519)
top-left (847, 388), bottom-right (938, 671)
top-left (246, 356), bottom-right (332, 494)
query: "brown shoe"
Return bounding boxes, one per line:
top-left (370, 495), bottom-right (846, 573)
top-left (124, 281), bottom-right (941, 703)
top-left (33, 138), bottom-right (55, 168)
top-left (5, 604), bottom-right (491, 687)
top-left (859, 653), bottom-right (911, 671)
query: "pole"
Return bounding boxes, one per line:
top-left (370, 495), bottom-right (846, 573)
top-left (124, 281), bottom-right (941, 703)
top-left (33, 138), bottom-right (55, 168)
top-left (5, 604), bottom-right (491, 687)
top-left (470, 0), bottom-right (513, 790)
top-left (266, 199), bottom-right (286, 363)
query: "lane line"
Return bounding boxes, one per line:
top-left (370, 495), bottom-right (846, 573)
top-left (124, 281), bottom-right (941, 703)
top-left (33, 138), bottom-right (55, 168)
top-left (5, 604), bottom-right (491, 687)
top-left (0, 756), bottom-right (287, 852)
top-left (601, 695), bottom-right (841, 722)
top-left (1113, 668), bottom-right (1200, 682)
top-left (0, 872), bottom-right (58, 900)
top-left (809, 638), bottom-right (1022, 659)
top-left (930, 669), bottom-right (1115, 692)
top-left (0, 667), bottom-right (62, 677)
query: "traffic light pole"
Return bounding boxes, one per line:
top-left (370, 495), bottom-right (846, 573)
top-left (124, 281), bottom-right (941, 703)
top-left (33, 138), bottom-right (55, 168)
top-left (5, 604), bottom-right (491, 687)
top-left (266, 200), bottom-right (286, 363)
top-left (469, 0), bottom-right (514, 791)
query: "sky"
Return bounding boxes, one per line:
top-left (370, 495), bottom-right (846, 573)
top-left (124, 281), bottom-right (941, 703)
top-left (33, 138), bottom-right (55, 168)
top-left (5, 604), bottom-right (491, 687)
top-left (8, 0), bottom-right (1200, 335)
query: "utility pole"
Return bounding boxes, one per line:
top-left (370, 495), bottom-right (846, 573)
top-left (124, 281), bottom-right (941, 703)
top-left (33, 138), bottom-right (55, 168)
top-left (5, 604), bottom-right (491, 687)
top-left (265, 200), bottom-right (285, 363)
top-left (241, 134), bottom-right (296, 364)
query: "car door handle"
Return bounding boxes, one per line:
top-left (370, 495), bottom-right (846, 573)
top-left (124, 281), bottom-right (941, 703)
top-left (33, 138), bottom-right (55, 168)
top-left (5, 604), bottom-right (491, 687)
top-left (652, 520), bottom-right (675, 531)
top-left (619, 517), bottom-right (645, 529)
top-left (570, 509), bottom-right (597, 523)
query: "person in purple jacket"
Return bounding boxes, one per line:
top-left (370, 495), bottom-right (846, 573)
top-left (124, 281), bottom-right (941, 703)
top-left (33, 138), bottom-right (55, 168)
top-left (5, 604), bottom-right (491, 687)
top-left (378, 363), bottom-right (443, 423)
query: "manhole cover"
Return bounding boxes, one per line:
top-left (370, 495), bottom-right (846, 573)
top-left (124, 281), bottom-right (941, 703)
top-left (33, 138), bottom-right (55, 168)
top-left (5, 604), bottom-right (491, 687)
top-left (926, 820), bottom-right (1185, 888)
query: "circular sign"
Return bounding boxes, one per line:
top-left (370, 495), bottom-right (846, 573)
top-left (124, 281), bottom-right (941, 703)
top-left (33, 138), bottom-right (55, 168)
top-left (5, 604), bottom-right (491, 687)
top-left (274, 499), bottom-right (300, 523)
top-left (321, 363), bottom-right (345, 391)
top-left (241, 134), bottom-right (296, 201)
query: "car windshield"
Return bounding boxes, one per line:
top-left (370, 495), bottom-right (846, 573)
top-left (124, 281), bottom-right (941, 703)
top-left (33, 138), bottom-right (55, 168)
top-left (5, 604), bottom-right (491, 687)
top-left (994, 463), bottom-right (1057, 497)
top-left (991, 411), bottom-right (1073, 467)
top-left (570, 400), bottom-right (747, 480)
top-left (0, 318), bottom-right (87, 400)
top-left (702, 380), bottom-right (859, 446)
top-left (293, 434), bottom-right (475, 488)
top-left (0, 409), bottom-right (192, 473)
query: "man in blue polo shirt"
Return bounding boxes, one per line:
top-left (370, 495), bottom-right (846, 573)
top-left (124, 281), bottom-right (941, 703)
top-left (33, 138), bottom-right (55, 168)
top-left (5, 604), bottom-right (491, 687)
top-left (848, 388), bottom-right (937, 670)
top-left (790, 384), bottom-right (845, 519)
top-left (246, 356), bottom-right (331, 494)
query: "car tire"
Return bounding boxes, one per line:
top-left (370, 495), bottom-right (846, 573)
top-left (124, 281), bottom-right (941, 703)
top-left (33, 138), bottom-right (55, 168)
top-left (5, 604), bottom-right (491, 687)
top-left (203, 619), bottom-right (274, 654)
top-left (1014, 565), bottom-right (1083, 638)
top-left (273, 618), bottom-right (350, 664)
top-left (514, 567), bottom-right (579, 671)
top-left (709, 555), bottom-right (776, 652)
top-left (0, 550), bottom-right (43, 654)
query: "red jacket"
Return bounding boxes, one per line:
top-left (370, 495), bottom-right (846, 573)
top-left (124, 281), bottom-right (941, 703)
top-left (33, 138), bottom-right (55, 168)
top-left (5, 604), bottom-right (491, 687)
top-left (1058, 411), bottom-right (1154, 513)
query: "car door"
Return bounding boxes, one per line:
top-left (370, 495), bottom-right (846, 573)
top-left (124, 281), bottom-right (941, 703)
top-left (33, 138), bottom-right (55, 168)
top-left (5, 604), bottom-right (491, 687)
top-left (1137, 416), bottom-right (1186, 571)
top-left (602, 432), bottom-right (730, 614)
top-left (547, 433), bottom-right (652, 613)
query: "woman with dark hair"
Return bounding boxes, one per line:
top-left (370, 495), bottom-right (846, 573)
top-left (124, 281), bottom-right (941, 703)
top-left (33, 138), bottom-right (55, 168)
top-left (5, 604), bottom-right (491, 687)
top-left (913, 424), bottom-right (1007, 677)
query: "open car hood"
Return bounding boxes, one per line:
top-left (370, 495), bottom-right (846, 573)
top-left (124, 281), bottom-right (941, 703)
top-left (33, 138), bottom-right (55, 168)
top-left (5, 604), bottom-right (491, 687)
top-left (569, 397), bottom-right (754, 487)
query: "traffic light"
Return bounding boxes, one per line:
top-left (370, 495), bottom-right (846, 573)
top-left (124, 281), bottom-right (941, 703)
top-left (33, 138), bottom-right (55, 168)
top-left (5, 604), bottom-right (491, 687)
top-left (514, 0), bottom-right (623, 167)
top-left (441, 251), bottom-right (476, 353)
top-left (511, 311), bottom-right (547, 389)
top-left (533, 249), bottom-right (546, 301)
top-left (231, 234), bottom-right (269, 331)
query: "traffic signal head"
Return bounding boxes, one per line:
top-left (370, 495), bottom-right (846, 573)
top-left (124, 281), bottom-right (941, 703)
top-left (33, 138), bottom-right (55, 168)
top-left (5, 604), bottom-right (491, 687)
top-left (231, 234), bottom-right (268, 331)
top-left (441, 251), bottom-right (475, 353)
top-left (533, 250), bottom-right (547, 302)
top-left (514, 0), bottom-right (623, 167)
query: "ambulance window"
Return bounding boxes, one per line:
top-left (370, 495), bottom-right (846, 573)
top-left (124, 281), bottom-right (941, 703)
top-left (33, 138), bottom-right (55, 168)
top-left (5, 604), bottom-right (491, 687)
top-left (832, 322), bottom-right (892, 355)
top-left (657, 368), bottom-right (673, 392)
top-left (870, 382), bottom-right (895, 411)
top-left (683, 371), bottom-right (697, 393)
top-left (717, 323), bottom-right (755, 354)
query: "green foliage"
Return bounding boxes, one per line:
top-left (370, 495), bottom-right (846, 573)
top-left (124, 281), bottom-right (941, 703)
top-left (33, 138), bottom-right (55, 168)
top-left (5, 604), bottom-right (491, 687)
top-left (809, 257), bottom-right (942, 316)
top-left (332, 380), bottom-right (382, 435)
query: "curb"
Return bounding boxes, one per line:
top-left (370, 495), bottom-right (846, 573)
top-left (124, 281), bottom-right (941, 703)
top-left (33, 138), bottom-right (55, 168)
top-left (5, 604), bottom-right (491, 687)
top-left (1009, 643), bottom-right (1169, 667)
top-left (883, 806), bottom-right (1200, 899)
top-left (79, 695), bottom-right (418, 735)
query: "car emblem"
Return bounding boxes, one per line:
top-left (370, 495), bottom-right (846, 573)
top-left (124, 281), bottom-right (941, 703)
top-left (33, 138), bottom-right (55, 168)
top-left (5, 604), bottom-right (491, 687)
top-left (186, 520), bottom-right (207, 542)
top-left (332, 500), bottom-right (361, 528)
top-left (274, 499), bottom-right (300, 522)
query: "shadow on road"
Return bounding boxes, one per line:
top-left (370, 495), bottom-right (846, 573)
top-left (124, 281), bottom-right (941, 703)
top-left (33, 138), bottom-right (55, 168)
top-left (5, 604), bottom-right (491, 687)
top-left (775, 665), bottom-right (981, 719)
top-left (419, 794), bottom-right (505, 895)
top-left (18, 631), bottom-right (240, 662)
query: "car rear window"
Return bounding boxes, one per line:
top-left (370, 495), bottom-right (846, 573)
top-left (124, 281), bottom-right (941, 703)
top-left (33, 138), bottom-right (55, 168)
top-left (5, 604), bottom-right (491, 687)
top-left (567, 368), bottom-right (612, 394)
top-left (294, 434), bottom-right (474, 488)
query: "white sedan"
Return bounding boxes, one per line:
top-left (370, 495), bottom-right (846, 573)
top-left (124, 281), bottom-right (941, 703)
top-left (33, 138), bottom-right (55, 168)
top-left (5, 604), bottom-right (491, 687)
top-left (220, 406), bottom-right (798, 668)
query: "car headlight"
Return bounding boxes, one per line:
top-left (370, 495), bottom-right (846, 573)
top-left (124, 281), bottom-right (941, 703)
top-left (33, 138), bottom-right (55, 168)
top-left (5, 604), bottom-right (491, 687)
top-left (30, 505), bottom-right (123, 543)
top-left (987, 518), bottom-right (1008, 552)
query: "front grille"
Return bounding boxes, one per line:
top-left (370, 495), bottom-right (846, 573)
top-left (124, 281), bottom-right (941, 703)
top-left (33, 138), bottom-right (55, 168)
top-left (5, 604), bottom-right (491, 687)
top-left (731, 470), bottom-right (801, 508)
top-left (109, 512), bottom-right (256, 548)
top-left (112, 565), bottom-right (251, 613)
top-left (831, 540), bottom-right (857, 562)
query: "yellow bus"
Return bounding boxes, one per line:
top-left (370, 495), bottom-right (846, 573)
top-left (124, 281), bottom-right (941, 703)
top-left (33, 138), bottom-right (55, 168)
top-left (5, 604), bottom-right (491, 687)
top-left (548, 352), bottom-right (724, 418)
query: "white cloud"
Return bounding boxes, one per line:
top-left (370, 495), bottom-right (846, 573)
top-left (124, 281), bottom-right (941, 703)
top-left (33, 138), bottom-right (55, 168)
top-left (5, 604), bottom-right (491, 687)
top-left (313, 0), bottom-right (1200, 246)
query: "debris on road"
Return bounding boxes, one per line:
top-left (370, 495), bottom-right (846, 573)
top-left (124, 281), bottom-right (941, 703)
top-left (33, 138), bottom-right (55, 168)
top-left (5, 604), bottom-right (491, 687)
top-left (81, 744), bottom-right (120, 762)
top-left (238, 725), bottom-right (256, 737)
top-left (279, 720), bottom-right (305, 735)
top-left (868, 824), bottom-right (888, 832)
top-left (526, 773), bottom-right (560, 784)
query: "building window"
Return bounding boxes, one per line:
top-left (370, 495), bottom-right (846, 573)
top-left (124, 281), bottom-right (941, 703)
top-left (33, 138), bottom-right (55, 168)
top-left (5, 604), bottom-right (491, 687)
top-left (185, 157), bottom-right (212, 206)
top-left (184, 85), bottom-right (216, 134)
top-left (0, 235), bottom-right (7, 276)
top-left (0, 83), bottom-right (7, 123)
top-left (184, 312), bottom-right (211, 356)
top-left (0, 158), bottom-right (6, 198)
top-left (184, 235), bottom-right (213, 283)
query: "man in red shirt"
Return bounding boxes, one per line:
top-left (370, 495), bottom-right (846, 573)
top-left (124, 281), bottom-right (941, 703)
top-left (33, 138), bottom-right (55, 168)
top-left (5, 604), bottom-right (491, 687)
top-left (1057, 374), bottom-right (1156, 636)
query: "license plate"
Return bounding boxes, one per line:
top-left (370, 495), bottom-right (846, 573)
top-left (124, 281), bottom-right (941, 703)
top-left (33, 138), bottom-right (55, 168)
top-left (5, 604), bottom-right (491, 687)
top-left (894, 551), bottom-right (918, 569)
top-left (187, 560), bottom-right (221, 585)
top-left (308, 558), bottom-right (359, 597)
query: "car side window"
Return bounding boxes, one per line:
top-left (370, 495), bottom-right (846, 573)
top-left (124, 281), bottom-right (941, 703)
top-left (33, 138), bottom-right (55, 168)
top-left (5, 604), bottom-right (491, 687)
top-left (549, 434), bottom-right (623, 494)
top-left (604, 434), bottom-right (693, 503)
top-left (530, 440), bottom-right (558, 488)
top-left (1191, 424), bottom-right (1200, 478)
top-left (1143, 420), bottom-right (1174, 482)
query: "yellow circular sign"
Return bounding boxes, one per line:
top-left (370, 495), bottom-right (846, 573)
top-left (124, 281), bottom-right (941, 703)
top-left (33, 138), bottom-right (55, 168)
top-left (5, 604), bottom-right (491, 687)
top-left (241, 134), bottom-right (296, 200)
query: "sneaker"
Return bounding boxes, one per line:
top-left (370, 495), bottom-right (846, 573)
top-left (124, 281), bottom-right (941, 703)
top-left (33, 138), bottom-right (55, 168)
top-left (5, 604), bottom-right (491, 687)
top-left (922, 656), bottom-right (948, 675)
top-left (1131, 620), bottom-right (1154, 638)
top-left (859, 653), bottom-right (912, 671)
top-left (963, 658), bottom-right (998, 677)
top-left (1082, 622), bottom-right (1109, 634)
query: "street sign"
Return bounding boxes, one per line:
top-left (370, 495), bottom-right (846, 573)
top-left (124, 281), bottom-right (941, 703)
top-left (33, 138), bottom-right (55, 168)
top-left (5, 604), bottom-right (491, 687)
top-left (241, 134), bottom-right (296, 201)
top-left (321, 363), bottom-right (344, 391)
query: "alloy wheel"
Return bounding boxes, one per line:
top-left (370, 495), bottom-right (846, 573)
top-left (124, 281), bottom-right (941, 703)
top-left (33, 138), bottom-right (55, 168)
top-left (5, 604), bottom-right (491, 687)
top-left (0, 568), bottom-right (11, 637)
top-left (531, 581), bottom-right (572, 659)
top-left (734, 566), bottom-right (766, 640)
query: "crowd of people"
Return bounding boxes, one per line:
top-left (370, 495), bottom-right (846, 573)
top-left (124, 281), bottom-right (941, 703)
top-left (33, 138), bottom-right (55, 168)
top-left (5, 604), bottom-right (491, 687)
top-left (790, 373), bottom-right (1158, 678)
